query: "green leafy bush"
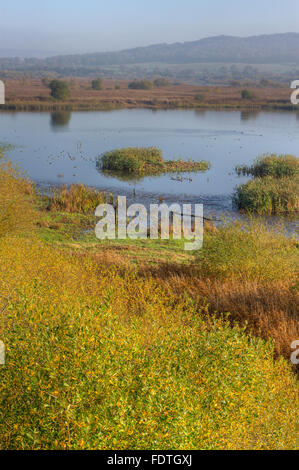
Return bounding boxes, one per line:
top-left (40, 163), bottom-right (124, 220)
top-left (128, 80), bottom-right (154, 90)
top-left (153, 78), bottom-right (171, 87)
top-left (91, 78), bottom-right (103, 91)
top-left (241, 89), bottom-right (255, 100)
top-left (197, 220), bottom-right (298, 281)
top-left (49, 80), bottom-right (71, 100)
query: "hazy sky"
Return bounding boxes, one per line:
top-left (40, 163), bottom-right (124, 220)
top-left (1, 0), bottom-right (299, 56)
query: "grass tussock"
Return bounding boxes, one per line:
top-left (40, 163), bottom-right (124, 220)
top-left (0, 163), bottom-right (298, 450)
top-left (234, 154), bottom-right (299, 215)
top-left (99, 147), bottom-right (210, 176)
top-left (236, 154), bottom-right (299, 178)
top-left (234, 175), bottom-right (299, 215)
top-left (47, 184), bottom-right (114, 214)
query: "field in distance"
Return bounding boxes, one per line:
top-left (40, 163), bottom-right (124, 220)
top-left (2, 78), bottom-right (294, 111)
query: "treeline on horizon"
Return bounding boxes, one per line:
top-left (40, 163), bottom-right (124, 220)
top-left (0, 33), bottom-right (299, 82)
top-left (0, 62), bottom-right (297, 86)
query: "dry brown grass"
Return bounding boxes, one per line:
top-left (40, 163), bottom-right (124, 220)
top-left (163, 275), bottom-right (299, 365)
top-left (2, 79), bottom-right (293, 110)
top-left (47, 184), bottom-right (113, 214)
top-left (82, 247), bottom-right (298, 371)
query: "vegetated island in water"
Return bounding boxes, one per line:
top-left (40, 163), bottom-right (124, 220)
top-left (97, 147), bottom-right (211, 179)
top-left (234, 153), bottom-right (299, 215)
top-left (0, 142), bottom-right (16, 152)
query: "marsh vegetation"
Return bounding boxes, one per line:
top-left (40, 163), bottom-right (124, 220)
top-left (235, 154), bottom-right (299, 178)
top-left (98, 147), bottom-right (211, 177)
top-left (234, 154), bottom-right (299, 215)
top-left (1, 78), bottom-right (295, 111)
top-left (0, 155), bottom-right (298, 449)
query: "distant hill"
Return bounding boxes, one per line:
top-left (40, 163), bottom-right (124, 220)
top-left (1, 34), bottom-right (299, 81)
top-left (0, 49), bottom-right (60, 59)
top-left (40, 33), bottom-right (299, 67)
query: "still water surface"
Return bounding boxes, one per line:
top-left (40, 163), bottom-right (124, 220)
top-left (1, 108), bottom-right (299, 222)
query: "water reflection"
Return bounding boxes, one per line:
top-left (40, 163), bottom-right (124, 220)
top-left (194, 109), bottom-right (207, 118)
top-left (1, 108), bottom-right (299, 214)
top-left (240, 110), bottom-right (259, 122)
top-left (50, 111), bottom-right (72, 130)
top-left (100, 169), bottom-right (146, 183)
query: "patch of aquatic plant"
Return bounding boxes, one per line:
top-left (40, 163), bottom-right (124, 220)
top-left (0, 142), bottom-right (16, 152)
top-left (47, 184), bottom-right (113, 214)
top-left (236, 154), bottom-right (299, 178)
top-left (98, 147), bottom-right (211, 176)
top-left (233, 175), bottom-right (299, 215)
top-left (234, 154), bottom-right (299, 215)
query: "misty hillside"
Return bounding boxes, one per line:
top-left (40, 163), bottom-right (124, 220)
top-left (1, 33), bottom-right (299, 81)
top-left (40, 33), bottom-right (299, 66)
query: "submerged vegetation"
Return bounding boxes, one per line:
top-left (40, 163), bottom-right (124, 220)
top-left (234, 154), bottom-right (299, 215)
top-left (99, 147), bottom-right (211, 177)
top-left (0, 156), bottom-right (298, 450)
